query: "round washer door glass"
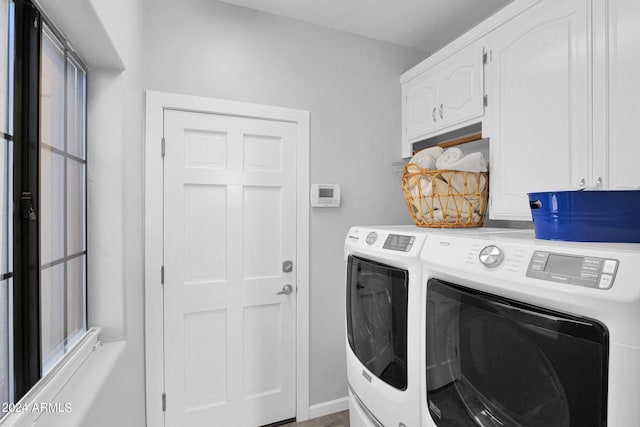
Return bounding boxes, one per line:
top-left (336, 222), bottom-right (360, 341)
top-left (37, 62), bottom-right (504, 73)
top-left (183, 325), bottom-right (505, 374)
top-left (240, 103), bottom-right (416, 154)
top-left (425, 279), bottom-right (608, 427)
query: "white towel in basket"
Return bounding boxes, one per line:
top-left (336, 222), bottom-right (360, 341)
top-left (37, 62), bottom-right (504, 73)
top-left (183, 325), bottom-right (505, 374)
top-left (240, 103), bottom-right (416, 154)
top-left (441, 171), bottom-right (488, 208)
top-left (409, 146), bottom-right (443, 170)
top-left (411, 177), bottom-right (474, 219)
top-left (436, 148), bottom-right (487, 173)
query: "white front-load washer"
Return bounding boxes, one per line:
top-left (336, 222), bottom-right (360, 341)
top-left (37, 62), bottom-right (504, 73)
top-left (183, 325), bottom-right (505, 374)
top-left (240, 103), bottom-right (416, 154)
top-left (344, 226), bottom-right (517, 427)
top-left (420, 229), bottom-right (640, 427)
top-left (344, 225), bottom-right (432, 427)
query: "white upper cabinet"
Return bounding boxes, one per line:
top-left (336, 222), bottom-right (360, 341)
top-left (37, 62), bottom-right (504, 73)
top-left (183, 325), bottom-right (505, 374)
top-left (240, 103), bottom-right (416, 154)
top-left (402, 43), bottom-right (484, 157)
top-left (400, 0), bottom-right (640, 220)
top-left (438, 46), bottom-right (484, 129)
top-left (484, 0), bottom-right (591, 220)
top-left (404, 72), bottom-right (438, 142)
top-left (593, 0), bottom-right (640, 190)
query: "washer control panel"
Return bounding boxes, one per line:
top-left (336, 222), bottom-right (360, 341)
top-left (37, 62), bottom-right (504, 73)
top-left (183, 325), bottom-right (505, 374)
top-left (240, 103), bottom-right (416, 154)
top-left (526, 251), bottom-right (619, 289)
top-left (361, 231), bottom-right (416, 252)
top-left (479, 245), bottom-right (505, 268)
top-left (382, 234), bottom-right (416, 252)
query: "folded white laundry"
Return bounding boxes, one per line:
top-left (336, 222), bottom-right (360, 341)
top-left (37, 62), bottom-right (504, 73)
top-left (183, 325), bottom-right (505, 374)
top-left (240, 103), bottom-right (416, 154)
top-left (410, 176), bottom-right (447, 198)
top-left (423, 209), bottom-right (480, 224)
top-left (436, 148), bottom-right (487, 172)
top-left (410, 177), bottom-right (474, 218)
top-left (435, 147), bottom-right (463, 170)
top-left (441, 170), bottom-right (488, 196)
top-left (409, 146), bottom-right (443, 170)
top-left (403, 163), bottom-right (422, 191)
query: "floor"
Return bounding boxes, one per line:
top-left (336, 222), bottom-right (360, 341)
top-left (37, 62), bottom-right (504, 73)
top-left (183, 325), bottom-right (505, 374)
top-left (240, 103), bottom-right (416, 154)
top-left (282, 411), bottom-right (349, 427)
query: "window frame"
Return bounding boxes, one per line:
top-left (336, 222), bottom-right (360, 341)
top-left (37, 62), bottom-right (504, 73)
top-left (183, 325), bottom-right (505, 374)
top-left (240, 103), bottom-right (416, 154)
top-left (10, 0), bottom-right (88, 401)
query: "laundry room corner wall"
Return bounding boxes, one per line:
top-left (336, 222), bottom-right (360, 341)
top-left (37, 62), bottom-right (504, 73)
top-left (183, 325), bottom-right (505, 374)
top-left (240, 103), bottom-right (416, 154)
top-left (142, 0), bottom-right (425, 409)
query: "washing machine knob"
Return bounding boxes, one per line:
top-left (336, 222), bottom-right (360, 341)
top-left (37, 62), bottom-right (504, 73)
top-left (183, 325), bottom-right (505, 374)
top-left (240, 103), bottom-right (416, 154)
top-left (479, 245), bottom-right (504, 268)
top-left (365, 232), bottom-right (378, 245)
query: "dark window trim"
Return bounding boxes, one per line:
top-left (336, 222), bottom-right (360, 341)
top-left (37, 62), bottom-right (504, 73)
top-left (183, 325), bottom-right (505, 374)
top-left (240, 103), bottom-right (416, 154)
top-left (12, 0), bottom-right (42, 399)
top-left (10, 0), bottom-right (89, 401)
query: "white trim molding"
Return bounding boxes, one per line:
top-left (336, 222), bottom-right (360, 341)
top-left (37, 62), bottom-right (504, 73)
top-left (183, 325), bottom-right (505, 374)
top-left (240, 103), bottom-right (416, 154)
top-left (0, 328), bottom-right (103, 427)
top-left (144, 91), bottom-right (311, 425)
top-left (308, 396), bottom-right (349, 420)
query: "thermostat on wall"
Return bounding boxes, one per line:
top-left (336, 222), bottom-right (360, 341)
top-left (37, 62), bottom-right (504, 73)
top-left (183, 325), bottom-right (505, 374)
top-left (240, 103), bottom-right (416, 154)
top-left (310, 184), bottom-right (341, 207)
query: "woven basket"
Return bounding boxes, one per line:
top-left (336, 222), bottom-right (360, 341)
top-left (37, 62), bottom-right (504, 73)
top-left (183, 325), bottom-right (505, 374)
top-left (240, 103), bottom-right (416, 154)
top-left (401, 163), bottom-right (489, 228)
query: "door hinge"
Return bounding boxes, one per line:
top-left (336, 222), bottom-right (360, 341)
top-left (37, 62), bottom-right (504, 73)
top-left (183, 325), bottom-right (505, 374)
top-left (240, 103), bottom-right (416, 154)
top-left (162, 392), bottom-right (166, 412)
top-left (484, 94), bottom-right (489, 107)
top-left (483, 49), bottom-right (488, 65)
top-left (161, 266), bottom-right (164, 285)
top-left (161, 137), bottom-right (165, 157)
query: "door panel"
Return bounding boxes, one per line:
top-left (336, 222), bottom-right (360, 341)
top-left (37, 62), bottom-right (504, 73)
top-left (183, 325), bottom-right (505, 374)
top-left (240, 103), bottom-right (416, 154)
top-left (605, 0), bottom-right (640, 189)
top-left (405, 72), bottom-right (439, 140)
top-left (486, 0), bottom-right (590, 219)
top-left (163, 109), bottom-right (297, 427)
top-left (439, 44), bottom-right (483, 128)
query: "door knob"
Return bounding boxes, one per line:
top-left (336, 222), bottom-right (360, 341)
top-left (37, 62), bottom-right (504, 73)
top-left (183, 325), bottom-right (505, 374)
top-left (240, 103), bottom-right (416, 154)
top-left (276, 284), bottom-right (293, 295)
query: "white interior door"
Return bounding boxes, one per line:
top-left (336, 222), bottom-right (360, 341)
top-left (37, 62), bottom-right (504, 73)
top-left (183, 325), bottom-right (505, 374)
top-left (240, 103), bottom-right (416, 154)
top-left (163, 109), bottom-right (297, 427)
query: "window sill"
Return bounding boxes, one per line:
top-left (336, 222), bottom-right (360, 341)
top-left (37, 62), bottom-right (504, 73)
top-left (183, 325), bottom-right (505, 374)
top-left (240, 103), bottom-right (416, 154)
top-left (0, 327), bottom-right (125, 427)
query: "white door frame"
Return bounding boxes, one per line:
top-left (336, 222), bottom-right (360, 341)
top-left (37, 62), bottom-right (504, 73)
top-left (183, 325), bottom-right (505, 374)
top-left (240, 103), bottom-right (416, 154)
top-left (144, 91), bottom-right (310, 426)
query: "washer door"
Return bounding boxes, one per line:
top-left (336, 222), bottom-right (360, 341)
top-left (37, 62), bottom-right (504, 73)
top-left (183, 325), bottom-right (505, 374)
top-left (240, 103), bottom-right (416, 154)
top-left (426, 279), bottom-right (608, 427)
top-left (346, 255), bottom-right (408, 390)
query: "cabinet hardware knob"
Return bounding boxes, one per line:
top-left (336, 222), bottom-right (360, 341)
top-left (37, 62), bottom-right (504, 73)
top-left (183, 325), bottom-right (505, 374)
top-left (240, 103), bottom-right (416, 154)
top-left (439, 104), bottom-right (444, 119)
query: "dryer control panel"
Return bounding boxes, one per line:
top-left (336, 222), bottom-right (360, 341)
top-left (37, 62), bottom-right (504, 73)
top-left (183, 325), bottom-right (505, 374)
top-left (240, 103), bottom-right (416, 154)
top-left (526, 251), bottom-right (619, 289)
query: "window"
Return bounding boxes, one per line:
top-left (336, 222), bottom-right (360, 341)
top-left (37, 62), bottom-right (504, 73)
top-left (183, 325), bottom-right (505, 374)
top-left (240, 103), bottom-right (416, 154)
top-left (39, 22), bottom-right (86, 375)
top-left (0, 0), bottom-right (87, 407)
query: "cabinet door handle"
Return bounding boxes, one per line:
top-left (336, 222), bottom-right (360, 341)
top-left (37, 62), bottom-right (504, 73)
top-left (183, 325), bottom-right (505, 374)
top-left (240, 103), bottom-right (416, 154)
top-left (432, 107), bottom-right (437, 122)
top-left (596, 177), bottom-right (603, 189)
top-left (439, 104), bottom-right (444, 119)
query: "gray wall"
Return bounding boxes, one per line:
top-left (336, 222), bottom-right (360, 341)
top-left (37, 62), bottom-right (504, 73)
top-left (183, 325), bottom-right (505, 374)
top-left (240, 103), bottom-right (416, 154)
top-left (143, 0), bottom-right (425, 405)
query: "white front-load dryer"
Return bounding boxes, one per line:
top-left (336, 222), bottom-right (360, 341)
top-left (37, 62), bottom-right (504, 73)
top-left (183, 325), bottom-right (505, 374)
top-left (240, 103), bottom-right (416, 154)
top-left (420, 229), bottom-right (640, 427)
top-left (345, 225), bottom-right (432, 427)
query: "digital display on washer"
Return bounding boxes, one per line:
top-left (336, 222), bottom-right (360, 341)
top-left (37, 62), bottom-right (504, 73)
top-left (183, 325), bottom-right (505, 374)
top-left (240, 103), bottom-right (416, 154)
top-left (545, 254), bottom-right (585, 276)
top-left (383, 234), bottom-right (415, 252)
top-left (526, 250), bottom-right (619, 289)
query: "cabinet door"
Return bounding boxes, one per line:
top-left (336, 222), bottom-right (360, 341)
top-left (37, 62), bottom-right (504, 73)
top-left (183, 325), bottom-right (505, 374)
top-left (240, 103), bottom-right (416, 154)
top-left (404, 71), bottom-right (439, 143)
top-left (598, 0), bottom-right (640, 189)
top-left (485, 0), bottom-right (590, 220)
top-left (438, 44), bottom-right (484, 129)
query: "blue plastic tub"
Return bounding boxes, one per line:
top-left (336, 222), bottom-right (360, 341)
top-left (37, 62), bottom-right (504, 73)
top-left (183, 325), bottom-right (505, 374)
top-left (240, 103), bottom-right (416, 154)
top-left (528, 190), bottom-right (640, 242)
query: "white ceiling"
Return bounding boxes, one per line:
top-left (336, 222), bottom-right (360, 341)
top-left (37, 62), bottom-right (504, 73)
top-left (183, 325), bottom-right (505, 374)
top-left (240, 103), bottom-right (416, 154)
top-left (217, 0), bottom-right (513, 53)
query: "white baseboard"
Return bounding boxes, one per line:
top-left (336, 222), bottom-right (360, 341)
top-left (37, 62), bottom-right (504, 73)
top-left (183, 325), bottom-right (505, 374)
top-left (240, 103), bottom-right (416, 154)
top-left (308, 396), bottom-right (349, 420)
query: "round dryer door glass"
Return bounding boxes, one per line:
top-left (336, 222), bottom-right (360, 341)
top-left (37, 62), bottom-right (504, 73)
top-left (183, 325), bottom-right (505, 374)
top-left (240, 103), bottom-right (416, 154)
top-left (454, 311), bottom-right (569, 427)
top-left (426, 279), bottom-right (608, 427)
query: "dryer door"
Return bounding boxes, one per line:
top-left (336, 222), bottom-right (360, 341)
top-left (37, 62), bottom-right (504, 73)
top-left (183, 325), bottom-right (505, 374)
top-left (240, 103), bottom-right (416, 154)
top-left (346, 255), bottom-right (408, 390)
top-left (425, 278), bottom-right (608, 427)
